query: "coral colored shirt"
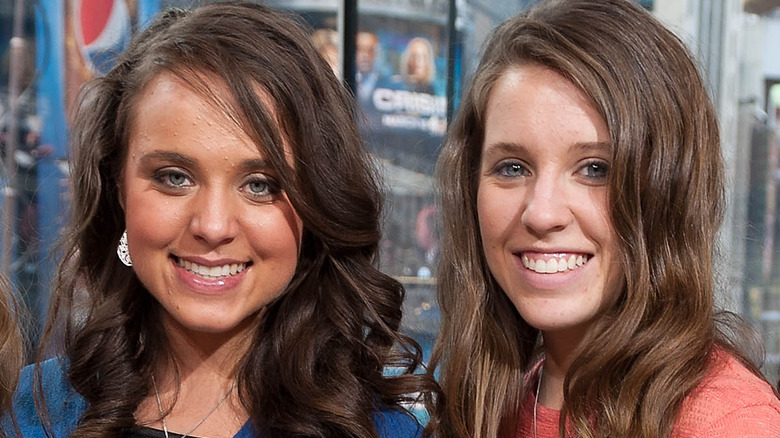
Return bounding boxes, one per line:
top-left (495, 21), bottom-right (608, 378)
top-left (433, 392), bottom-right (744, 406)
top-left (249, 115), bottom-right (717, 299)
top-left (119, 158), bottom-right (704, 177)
top-left (515, 352), bottom-right (780, 437)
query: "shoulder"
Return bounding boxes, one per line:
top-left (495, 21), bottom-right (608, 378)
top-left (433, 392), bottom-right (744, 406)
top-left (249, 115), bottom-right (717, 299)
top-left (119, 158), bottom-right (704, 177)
top-left (4, 358), bottom-right (86, 438)
top-left (374, 407), bottom-right (424, 438)
top-left (675, 351), bottom-right (780, 437)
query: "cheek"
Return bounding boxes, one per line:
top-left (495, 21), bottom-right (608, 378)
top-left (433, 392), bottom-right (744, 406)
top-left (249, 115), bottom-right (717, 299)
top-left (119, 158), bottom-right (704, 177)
top-left (245, 206), bottom-right (303, 261)
top-left (124, 194), bottom-right (187, 251)
top-left (476, 185), bottom-right (511, 247)
top-left (581, 196), bottom-right (624, 303)
top-left (601, 239), bottom-right (624, 305)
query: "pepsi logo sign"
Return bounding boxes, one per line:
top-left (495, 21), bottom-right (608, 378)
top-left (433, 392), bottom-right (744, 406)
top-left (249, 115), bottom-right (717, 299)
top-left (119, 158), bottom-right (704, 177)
top-left (75, 0), bottom-right (132, 75)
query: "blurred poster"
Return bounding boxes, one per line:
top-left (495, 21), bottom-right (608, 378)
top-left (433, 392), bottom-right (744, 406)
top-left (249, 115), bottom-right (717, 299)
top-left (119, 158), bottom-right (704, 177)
top-left (353, 11), bottom-right (447, 289)
top-left (281, 0), bottom-right (449, 176)
top-left (357, 14), bottom-right (447, 176)
top-left (64, 0), bottom-right (139, 118)
top-left (293, 9), bottom-right (341, 77)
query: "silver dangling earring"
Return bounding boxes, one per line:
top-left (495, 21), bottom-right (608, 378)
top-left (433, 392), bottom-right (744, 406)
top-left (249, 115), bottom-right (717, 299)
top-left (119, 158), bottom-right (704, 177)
top-left (117, 230), bottom-right (133, 267)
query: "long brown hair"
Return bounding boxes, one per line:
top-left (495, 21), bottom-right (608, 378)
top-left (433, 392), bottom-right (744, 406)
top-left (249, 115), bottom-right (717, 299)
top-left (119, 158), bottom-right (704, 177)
top-left (36, 2), bottom-right (437, 437)
top-left (0, 274), bottom-right (24, 420)
top-left (430, 0), bottom-right (774, 437)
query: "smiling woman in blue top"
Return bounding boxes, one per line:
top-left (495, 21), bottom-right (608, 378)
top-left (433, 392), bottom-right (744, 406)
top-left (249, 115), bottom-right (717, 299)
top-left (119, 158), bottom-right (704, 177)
top-left (10, 2), bottom-right (438, 437)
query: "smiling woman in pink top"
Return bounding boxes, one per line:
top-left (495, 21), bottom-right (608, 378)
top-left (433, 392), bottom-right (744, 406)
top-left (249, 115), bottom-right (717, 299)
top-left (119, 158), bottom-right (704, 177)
top-left (428, 0), bottom-right (780, 437)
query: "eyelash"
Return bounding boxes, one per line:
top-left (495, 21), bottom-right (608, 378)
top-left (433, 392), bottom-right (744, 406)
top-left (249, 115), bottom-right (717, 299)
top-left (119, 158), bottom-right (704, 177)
top-left (493, 160), bottom-right (530, 178)
top-left (490, 159), bottom-right (610, 181)
top-left (577, 160), bottom-right (609, 181)
top-left (239, 175), bottom-right (281, 199)
top-left (152, 169), bottom-right (282, 200)
top-left (154, 168), bottom-right (193, 190)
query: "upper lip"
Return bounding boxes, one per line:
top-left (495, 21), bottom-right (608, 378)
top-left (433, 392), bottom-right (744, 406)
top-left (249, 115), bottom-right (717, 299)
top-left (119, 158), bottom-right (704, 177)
top-left (172, 255), bottom-right (250, 266)
top-left (513, 247), bottom-right (593, 256)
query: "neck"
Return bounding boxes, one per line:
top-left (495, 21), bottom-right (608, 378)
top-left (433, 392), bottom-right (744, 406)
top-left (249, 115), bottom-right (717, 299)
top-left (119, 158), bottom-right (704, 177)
top-left (135, 311), bottom-right (258, 435)
top-left (158, 311), bottom-right (258, 383)
top-left (538, 328), bottom-right (587, 410)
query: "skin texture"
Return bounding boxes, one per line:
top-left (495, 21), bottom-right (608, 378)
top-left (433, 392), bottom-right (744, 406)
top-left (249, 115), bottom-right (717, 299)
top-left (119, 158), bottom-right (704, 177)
top-left (123, 73), bottom-right (303, 436)
top-left (476, 65), bottom-right (622, 408)
top-left (123, 72), bottom-right (303, 339)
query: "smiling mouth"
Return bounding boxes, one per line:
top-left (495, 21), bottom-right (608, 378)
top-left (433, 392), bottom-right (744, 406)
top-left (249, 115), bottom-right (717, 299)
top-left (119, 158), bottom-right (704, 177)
top-left (173, 256), bottom-right (250, 279)
top-left (520, 253), bottom-right (590, 274)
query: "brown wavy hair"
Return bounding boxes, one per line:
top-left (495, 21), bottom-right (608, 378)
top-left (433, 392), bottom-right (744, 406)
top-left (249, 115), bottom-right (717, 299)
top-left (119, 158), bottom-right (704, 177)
top-left (0, 274), bottom-right (23, 419)
top-left (35, 2), bottom-right (438, 437)
top-left (430, 0), bottom-right (777, 437)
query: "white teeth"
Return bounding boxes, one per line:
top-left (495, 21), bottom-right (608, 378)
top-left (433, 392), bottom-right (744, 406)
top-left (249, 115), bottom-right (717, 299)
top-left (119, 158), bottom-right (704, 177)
top-left (521, 254), bottom-right (589, 274)
top-left (175, 258), bottom-right (247, 278)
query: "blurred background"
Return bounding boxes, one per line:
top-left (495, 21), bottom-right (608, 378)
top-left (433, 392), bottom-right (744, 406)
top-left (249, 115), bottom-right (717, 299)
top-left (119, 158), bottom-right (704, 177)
top-left (1, 0), bottom-right (780, 388)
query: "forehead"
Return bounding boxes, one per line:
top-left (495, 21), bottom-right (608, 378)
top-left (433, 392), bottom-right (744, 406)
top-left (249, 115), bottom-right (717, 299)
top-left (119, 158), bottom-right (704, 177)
top-left (128, 71), bottom-right (294, 162)
top-left (358, 33), bottom-right (377, 45)
top-left (481, 64), bottom-right (609, 155)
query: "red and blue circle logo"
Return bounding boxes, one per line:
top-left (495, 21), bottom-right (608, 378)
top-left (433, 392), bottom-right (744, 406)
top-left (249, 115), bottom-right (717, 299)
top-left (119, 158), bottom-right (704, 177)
top-left (75, 0), bottom-right (132, 74)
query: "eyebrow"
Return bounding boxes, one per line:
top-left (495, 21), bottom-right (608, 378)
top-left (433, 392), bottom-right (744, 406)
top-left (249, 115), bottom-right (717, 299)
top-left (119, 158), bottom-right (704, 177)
top-left (482, 140), bottom-right (611, 155)
top-left (236, 158), bottom-right (272, 173)
top-left (138, 151), bottom-right (272, 172)
top-left (138, 151), bottom-right (196, 167)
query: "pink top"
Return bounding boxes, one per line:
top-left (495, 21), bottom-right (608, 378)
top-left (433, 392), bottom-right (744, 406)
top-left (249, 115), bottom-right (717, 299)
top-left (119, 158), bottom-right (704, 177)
top-left (514, 352), bottom-right (780, 437)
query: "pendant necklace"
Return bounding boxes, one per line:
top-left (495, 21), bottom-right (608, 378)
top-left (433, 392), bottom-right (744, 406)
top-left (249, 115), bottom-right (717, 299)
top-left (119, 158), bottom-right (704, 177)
top-left (151, 374), bottom-right (234, 438)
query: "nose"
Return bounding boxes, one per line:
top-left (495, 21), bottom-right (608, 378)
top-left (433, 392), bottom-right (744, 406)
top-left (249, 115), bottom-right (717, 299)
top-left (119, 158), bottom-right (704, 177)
top-left (188, 188), bottom-right (238, 247)
top-left (520, 174), bottom-right (573, 236)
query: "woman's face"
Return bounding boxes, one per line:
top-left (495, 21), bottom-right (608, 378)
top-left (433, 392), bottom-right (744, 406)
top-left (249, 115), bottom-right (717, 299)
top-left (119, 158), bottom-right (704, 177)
top-left (121, 72), bottom-right (303, 336)
top-left (476, 64), bottom-right (623, 338)
top-left (407, 40), bottom-right (430, 81)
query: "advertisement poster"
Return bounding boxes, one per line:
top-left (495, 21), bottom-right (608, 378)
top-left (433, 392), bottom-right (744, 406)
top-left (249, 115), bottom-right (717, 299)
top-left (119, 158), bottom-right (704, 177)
top-left (356, 14), bottom-right (448, 176)
top-left (64, 0), bottom-right (138, 116)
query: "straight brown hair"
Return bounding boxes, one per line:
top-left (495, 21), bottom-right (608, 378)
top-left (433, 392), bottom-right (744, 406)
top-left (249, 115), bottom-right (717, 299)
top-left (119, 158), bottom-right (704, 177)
top-left (430, 0), bottom-right (776, 437)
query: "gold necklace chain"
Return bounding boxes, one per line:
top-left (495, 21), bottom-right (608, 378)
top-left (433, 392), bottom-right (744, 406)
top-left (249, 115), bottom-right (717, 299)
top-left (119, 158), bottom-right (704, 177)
top-left (151, 374), bottom-right (234, 438)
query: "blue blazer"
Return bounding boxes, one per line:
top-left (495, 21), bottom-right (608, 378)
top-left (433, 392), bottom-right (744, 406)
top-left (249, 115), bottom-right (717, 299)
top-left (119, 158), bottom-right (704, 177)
top-left (7, 359), bottom-right (423, 438)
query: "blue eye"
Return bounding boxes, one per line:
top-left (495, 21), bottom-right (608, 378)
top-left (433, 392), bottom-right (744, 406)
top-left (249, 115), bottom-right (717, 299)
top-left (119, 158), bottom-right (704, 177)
top-left (495, 161), bottom-right (530, 178)
top-left (167, 173), bottom-right (188, 186)
top-left (242, 175), bottom-right (280, 199)
top-left (580, 160), bottom-right (609, 180)
top-left (247, 179), bottom-right (268, 195)
top-left (155, 169), bottom-right (193, 190)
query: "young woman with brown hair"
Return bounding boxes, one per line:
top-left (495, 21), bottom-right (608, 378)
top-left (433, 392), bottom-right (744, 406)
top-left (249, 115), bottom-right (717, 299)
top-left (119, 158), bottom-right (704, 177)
top-left (9, 2), bottom-right (437, 437)
top-left (430, 0), bottom-right (780, 437)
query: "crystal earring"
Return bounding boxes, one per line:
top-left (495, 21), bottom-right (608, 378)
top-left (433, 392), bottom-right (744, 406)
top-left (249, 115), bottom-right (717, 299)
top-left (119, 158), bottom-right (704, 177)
top-left (117, 230), bottom-right (133, 267)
